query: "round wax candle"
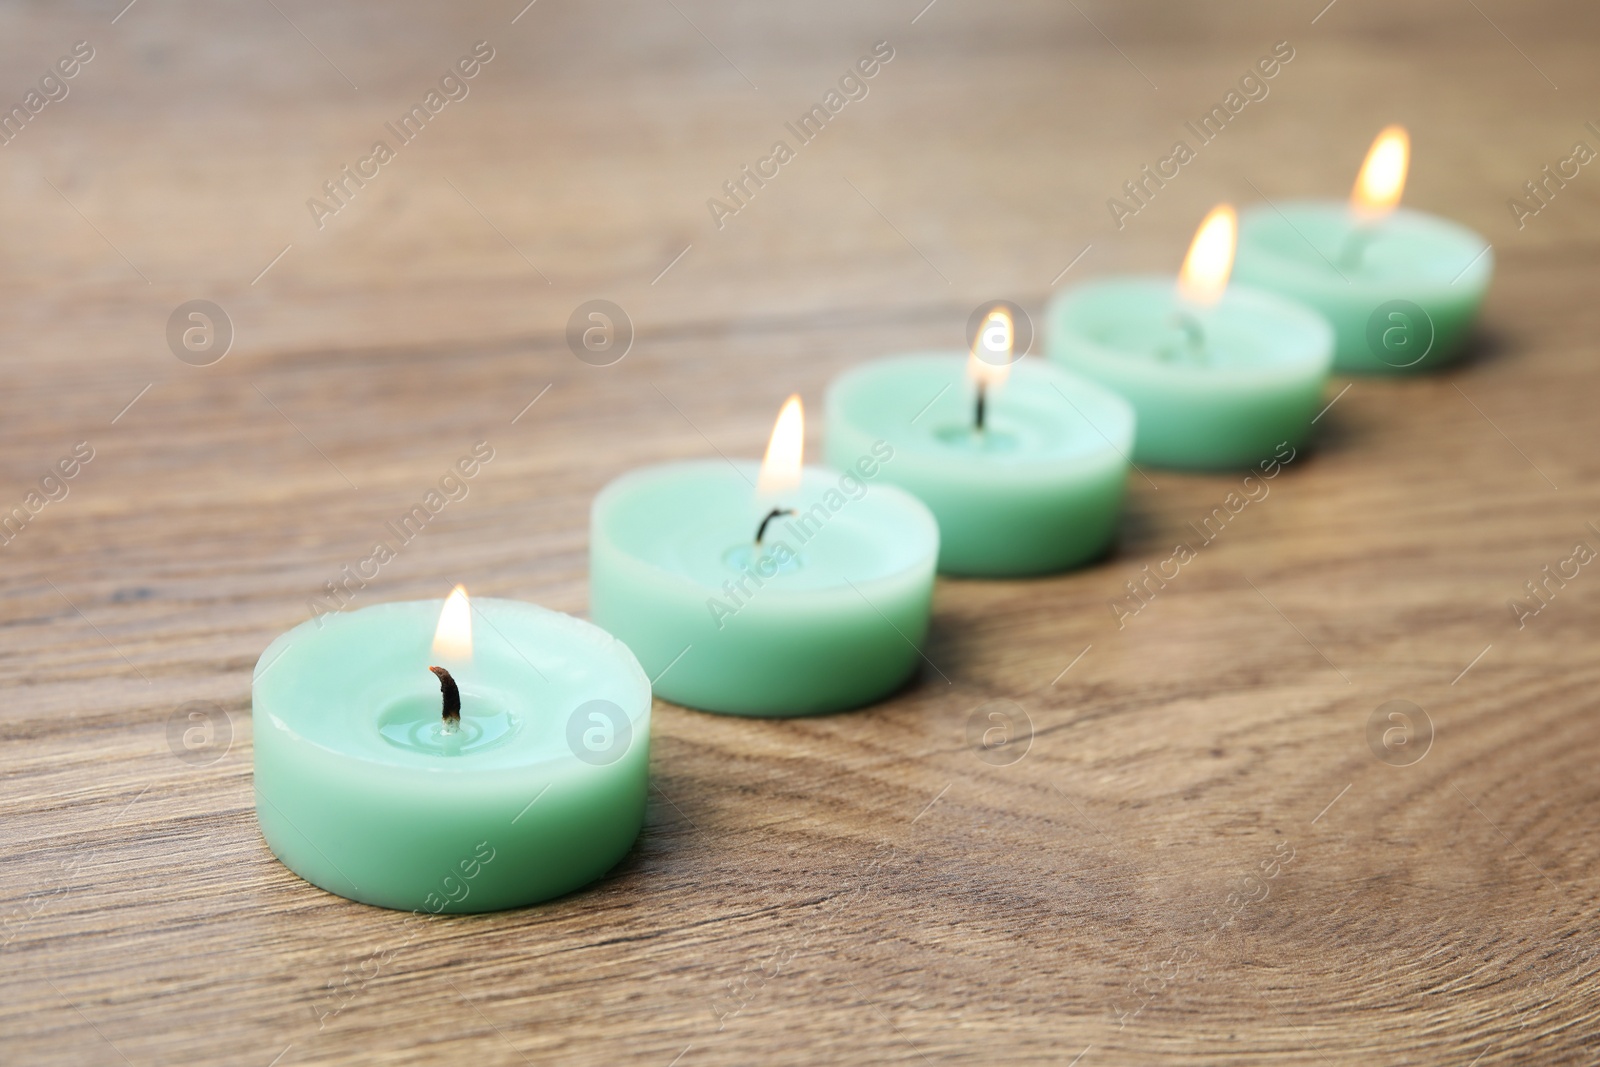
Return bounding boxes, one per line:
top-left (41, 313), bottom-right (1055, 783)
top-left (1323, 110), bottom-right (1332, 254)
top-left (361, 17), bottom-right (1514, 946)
top-left (1046, 277), bottom-right (1333, 470)
top-left (825, 354), bottom-right (1135, 576)
top-left (253, 598), bottom-right (650, 912)
top-left (590, 461), bottom-right (938, 717)
top-left (1232, 202), bottom-right (1492, 374)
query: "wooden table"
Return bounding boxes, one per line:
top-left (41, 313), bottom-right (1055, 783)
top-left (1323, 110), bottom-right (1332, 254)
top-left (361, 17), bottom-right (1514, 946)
top-left (3, 1), bottom-right (1597, 1063)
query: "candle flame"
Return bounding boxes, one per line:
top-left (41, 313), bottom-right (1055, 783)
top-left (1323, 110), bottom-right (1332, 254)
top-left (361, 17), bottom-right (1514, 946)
top-left (1351, 125), bottom-right (1409, 222)
top-left (432, 585), bottom-right (473, 663)
top-left (967, 307), bottom-right (1014, 390)
top-left (1177, 204), bottom-right (1237, 307)
top-left (757, 394), bottom-right (804, 498)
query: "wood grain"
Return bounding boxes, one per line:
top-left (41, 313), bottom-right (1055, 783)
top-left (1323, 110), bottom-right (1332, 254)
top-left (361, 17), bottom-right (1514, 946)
top-left (3, 1), bottom-right (1600, 1063)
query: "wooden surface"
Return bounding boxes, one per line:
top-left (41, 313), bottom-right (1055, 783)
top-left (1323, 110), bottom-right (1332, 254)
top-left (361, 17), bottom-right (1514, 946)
top-left (4, 1), bottom-right (1600, 1063)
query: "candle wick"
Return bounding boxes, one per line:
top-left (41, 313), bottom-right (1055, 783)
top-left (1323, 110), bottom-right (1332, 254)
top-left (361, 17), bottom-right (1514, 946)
top-left (755, 507), bottom-right (795, 546)
top-left (974, 382), bottom-right (987, 432)
top-left (1337, 226), bottom-right (1375, 270)
top-left (429, 666), bottom-right (461, 728)
top-left (1164, 311), bottom-right (1207, 363)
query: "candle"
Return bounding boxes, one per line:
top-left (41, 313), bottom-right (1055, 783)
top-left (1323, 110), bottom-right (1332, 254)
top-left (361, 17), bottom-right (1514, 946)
top-left (1047, 204), bottom-right (1334, 470)
top-left (1232, 126), bottom-right (1494, 374)
top-left (590, 396), bottom-right (939, 717)
top-left (252, 586), bottom-right (651, 912)
top-left (824, 307), bottom-right (1136, 576)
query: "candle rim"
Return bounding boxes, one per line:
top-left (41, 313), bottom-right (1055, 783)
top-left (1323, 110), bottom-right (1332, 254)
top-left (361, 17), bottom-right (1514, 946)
top-left (1233, 200), bottom-right (1494, 292)
top-left (591, 458), bottom-right (939, 595)
top-left (253, 596), bottom-right (651, 771)
top-left (1046, 274), bottom-right (1335, 381)
top-left (825, 352), bottom-right (1136, 471)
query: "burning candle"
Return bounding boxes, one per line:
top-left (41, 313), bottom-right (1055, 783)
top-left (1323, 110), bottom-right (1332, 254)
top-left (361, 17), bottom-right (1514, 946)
top-left (590, 395), bottom-right (939, 716)
top-left (824, 305), bottom-right (1136, 576)
top-left (252, 586), bottom-right (651, 912)
top-left (1047, 205), bottom-right (1334, 469)
top-left (1232, 125), bottom-right (1494, 373)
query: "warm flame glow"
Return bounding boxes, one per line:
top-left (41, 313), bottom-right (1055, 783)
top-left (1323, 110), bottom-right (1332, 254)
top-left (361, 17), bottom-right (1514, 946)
top-left (432, 585), bottom-right (473, 663)
top-left (1177, 204), bottom-right (1237, 307)
top-left (1351, 125), bottom-right (1409, 222)
top-left (968, 307), bottom-right (1014, 389)
top-left (757, 394), bottom-right (804, 498)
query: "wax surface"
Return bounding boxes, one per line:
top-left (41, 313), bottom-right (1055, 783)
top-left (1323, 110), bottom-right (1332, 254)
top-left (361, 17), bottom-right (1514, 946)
top-left (1233, 202), bottom-right (1492, 374)
top-left (590, 461), bottom-right (938, 716)
top-left (825, 354), bottom-right (1134, 576)
top-left (1047, 277), bottom-right (1333, 469)
top-left (252, 598), bottom-right (651, 912)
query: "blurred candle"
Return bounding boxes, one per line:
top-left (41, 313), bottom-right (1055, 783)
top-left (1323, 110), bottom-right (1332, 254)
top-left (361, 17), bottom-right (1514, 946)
top-left (1233, 126), bottom-right (1493, 373)
top-left (591, 396), bottom-right (939, 716)
top-left (826, 305), bottom-right (1135, 576)
top-left (253, 587), bottom-right (652, 912)
top-left (1048, 205), bottom-right (1333, 469)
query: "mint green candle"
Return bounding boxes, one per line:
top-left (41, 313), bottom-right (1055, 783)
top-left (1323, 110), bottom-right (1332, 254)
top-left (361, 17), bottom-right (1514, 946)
top-left (825, 354), bottom-right (1134, 576)
top-left (252, 594), bottom-right (650, 913)
top-left (1046, 277), bottom-right (1333, 469)
top-left (1233, 202), bottom-right (1492, 374)
top-left (589, 458), bottom-right (938, 717)
top-left (1232, 129), bottom-right (1490, 373)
